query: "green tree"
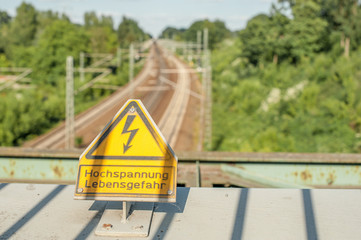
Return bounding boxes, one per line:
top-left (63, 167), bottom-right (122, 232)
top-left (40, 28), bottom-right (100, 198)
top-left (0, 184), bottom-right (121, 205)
top-left (269, 5), bottom-right (290, 64)
top-left (32, 20), bottom-right (90, 86)
top-left (0, 10), bottom-right (11, 27)
top-left (323, 0), bottom-right (360, 57)
top-left (0, 90), bottom-right (64, 146)
top-left (284, 0), bottom-right (328, 61)
top-left (100, 15), bottom-right (114, 29)
top-left (159, 27), bottom-right (185, 40)
top-left (36, 10), bottom-right (68, 33)
top-left (184, 19), bottom-right (231, 49)
top-left (89, 26), bottom-right (117, 53)
top-left (8, 2), bottom-right (38, 46)
top-left (84, 11), bottom-right (99, 28)
top-left (239, 14), bottom-right (274, 65)
top-left (117, 16), bottom-right (149, 47)
top-left (0, 10), bottom-right (11, 53)
top-left (281, 0), bottom-right (361, 57)
top-left (83, 12), bottom-right (117, 53)
top-left (84, 11), bottom-right (114, 29)
top-left (4, 3), bottom-right (38, 66)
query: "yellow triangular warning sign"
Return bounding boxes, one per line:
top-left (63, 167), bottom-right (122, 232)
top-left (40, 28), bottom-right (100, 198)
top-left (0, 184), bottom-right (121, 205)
top-left (74, 99), bottom-right (177, 202)
top-left (85, 100), bottom-right (172, 160)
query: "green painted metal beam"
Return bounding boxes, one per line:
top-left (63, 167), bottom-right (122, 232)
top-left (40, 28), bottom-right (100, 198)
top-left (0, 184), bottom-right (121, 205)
top-left (227, 163), bottom-right (361, 188)
top-left (0, 157), bottom-right (78, 184)
top-left (221, 164), bottom-right (314, 188)
top-left (0, 147), bottom-right (361, 188)
top-left (1, 147), bottom-right (361, 163)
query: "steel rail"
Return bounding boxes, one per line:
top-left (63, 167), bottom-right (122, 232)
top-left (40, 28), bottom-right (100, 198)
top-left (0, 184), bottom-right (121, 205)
top-left (157, 48), bottom-right (191, 147)
top-left (136, 44), bottom-right (169, 114)
top-left (24, 43), bottom-right (188, 150)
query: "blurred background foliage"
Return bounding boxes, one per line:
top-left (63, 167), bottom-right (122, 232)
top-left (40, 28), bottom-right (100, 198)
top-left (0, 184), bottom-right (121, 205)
top-left (158, 0), bottom-right (361, 153)
top-left (209, 0), bottom-right (361, 153)
top-left (0, 2), bottom-right (149, 146)
top-left (1, 0), bottom-right (361, 153)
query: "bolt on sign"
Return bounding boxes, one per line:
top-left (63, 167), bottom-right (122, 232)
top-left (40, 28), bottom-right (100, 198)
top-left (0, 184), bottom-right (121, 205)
top-left (74, 99), bottom-right (177, 202)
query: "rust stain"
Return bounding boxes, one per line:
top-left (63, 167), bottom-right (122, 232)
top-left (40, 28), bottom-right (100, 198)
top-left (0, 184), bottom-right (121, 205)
top-left (320, 172), bottom-right (324, 178)
top-left (9, 160), bottom-right (16, 167)
top-left (10, 170), bottom-right (14, 177)
top-left (292, 172), bottom-right (298, 177)
top-left (102, 224), bottom-right (113, 230)
top-left (52, 166), bottom-right (64, 178)
top-left (2, 166), bottom-right (8, 174)
top-left (40, 172), bottom-right (46, 178)
top-left (300, 170), bottom-right (312, 181)
top-left (327, 173), bottom-right (336, 185)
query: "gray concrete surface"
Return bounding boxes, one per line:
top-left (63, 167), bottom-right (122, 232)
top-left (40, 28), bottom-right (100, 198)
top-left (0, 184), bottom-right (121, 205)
top-left (0, 184), bottom-right (361, 239)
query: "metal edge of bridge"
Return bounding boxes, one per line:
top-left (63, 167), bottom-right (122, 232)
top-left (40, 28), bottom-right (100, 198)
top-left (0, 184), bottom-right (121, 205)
top-left (0, 147), bottom-right (361, 188)
top-left (1, 147), bottom-right (361, 163)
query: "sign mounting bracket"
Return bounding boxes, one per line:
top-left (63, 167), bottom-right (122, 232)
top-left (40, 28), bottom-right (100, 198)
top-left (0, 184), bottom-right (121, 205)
top-left (95, 201), bottom-right (154, 237)
top-left (74, 99), bottom-right (177, 237)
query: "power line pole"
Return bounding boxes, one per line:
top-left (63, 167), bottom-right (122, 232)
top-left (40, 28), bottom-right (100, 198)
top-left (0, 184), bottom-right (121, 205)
top-left (205, 62), bottom-right (212, 151)
top-left (201, 67), bottom-right (207, 150)
top-left (80, 52), bottom-right (85, 82)
top-left (188, 42), bottom-right (192, 62)
top-left (172, 39), bottom-right (176, 53)
top-left (203, 28), bottom-right (208, 53)
top-left (203, 28), bottom-right (212, 150)
top-left (183, 42), bottom-right (187, 60)
top-left (197, 30), bottom-right (203, 151)
top-left (197, 30), bottom-right (202, 68)
top-left (129, 43), bottom-right (134, 97)
top-left (66, 56), bottom-right (75, 149)
top-left (117, 47), bottom-right (121, 68)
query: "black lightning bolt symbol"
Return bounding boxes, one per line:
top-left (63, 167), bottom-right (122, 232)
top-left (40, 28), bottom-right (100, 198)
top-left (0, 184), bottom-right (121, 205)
top-left (121, 115), bottom-right (139, 153)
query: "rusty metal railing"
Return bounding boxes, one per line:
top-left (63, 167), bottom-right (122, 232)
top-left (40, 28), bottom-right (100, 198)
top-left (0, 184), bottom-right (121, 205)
top-left (1, 147), bottom-right (360, 188)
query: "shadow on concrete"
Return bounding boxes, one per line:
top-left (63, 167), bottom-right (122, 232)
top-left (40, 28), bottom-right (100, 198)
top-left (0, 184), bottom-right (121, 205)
top-left (151, 187), bottom-right (190, 240)
top-left (0, 183), bottom-right (8, 191)
top-left (302, 189), bottom-right (318, 240)
top-left (0, 185), bottom-right (66, 240)
top-left (231, 188), bottom-right (249, 240)
top-left (73, 201), bottom-right (108, 240)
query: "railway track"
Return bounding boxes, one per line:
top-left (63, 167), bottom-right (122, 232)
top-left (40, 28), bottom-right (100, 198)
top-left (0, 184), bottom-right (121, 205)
top-left (158, 51), bottom-right (191, 147)
top-left (24, 42), bottom-right (199, 151)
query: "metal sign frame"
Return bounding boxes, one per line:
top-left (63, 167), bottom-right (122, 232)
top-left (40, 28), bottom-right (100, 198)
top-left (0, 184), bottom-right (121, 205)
top-left (74, 99), bottom-right (177, 202)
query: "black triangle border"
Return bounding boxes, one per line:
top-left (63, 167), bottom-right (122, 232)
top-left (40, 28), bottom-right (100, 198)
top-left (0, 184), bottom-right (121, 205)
top-left (86, 101), bottom-right (168, 160)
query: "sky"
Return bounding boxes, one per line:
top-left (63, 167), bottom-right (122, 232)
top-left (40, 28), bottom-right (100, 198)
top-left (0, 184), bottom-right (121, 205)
top-left (0, 0), bottom-right (278, 37)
